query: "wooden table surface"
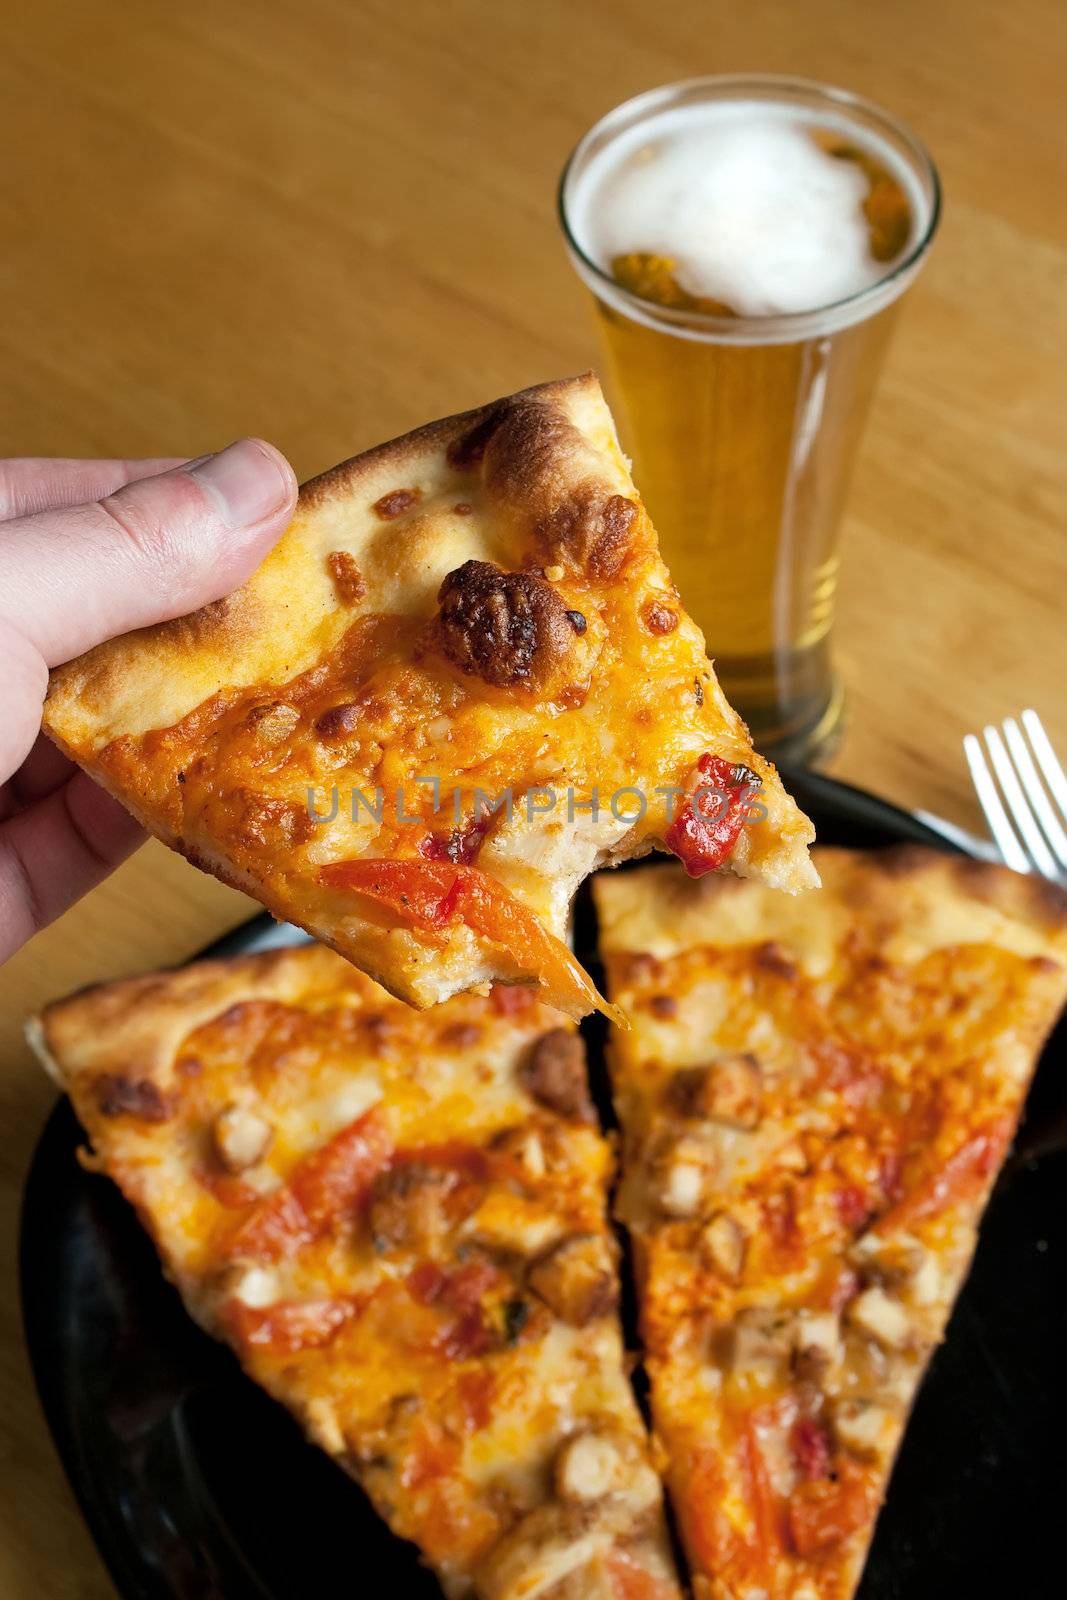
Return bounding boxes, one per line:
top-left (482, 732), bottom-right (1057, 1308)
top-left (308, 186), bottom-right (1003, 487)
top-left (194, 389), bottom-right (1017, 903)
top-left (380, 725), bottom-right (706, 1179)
top-left (1, 0), bottom-right (1065, 1591)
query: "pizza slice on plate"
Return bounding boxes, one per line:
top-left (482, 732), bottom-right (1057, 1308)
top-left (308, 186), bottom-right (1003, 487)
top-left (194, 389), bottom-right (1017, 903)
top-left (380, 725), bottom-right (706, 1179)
top-left (593, 848), bottom-right (1067, 1600)
top-left (43, 375), bottom-right (815, 1020)
top-left (30, 944), bottom-right (682, 1600)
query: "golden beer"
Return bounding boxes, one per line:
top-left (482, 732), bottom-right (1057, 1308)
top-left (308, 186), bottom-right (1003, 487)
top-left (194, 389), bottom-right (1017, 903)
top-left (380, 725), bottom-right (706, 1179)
top-left (560, 78), bottom-right (939, 764)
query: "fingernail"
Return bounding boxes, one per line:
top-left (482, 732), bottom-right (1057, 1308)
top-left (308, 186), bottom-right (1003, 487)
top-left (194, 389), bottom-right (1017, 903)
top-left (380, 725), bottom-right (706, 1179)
top-left (189, 439), bottom-right (293, 526)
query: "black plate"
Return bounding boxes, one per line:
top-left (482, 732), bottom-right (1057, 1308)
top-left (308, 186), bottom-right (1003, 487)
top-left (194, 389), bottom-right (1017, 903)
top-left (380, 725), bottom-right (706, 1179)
top-left (20, 771), bottom-right (1067, 1599)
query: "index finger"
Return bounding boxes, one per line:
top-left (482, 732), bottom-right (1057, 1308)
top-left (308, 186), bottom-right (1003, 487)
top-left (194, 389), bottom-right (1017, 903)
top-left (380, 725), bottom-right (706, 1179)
top-left (0, 769), bottom-right (144, 961)
top-left (0, 457), bottom-right (188, 521)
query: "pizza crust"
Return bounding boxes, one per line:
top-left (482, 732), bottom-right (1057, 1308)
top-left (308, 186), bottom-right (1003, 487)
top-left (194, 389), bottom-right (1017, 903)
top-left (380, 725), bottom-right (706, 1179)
top-left (44, 375), bottom-right (632, 745)
top-left (594, 845), bottom-right (1067, 971)
top-left (31, 943), bottom-right (342, 1092)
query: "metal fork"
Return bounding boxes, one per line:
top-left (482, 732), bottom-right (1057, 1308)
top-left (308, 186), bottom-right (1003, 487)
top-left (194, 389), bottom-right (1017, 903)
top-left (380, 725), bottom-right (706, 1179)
top-left (963, 709), bottom-right (1067, 882)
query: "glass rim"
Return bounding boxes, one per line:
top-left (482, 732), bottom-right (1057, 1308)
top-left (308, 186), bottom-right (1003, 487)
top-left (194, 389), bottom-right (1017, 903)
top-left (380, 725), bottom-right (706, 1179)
top-left (558, 73), bottom-right (942, 346)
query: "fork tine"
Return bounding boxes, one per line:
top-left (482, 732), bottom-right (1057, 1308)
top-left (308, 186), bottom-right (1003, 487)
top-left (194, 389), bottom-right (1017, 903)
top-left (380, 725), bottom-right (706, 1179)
top-left (982, 724), bottom-right (1059, 878)
top-left (1003, 717), bottom-right (1067, 872)
top-left (1021, 709), bottom-right (1067, 827)
top-left (963, 733), bottom-right (1030, 873)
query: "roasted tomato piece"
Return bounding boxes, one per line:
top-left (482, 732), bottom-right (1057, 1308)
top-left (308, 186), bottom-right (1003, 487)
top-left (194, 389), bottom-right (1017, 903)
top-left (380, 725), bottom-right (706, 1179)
top-left (874, 1115), bottom-right (1013, 1235)
top-left (665, 754), bottom-right (763, 877)
top-left (405, 1259), bottom-right (500, 1360)
top-left (225, 1107), bottom-right (393, 1262)
top-left (319, 859), bottom-right (613, 1020)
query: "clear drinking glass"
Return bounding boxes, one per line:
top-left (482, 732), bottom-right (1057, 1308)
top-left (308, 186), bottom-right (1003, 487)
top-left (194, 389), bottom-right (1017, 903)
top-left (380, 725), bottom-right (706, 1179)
top-left (559, 76), bottom-right (940, 766)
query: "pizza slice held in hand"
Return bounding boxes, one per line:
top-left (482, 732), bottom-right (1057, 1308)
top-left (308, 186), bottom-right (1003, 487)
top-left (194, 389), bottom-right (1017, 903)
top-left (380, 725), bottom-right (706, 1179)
top-left (30, 945), bottom-right (683, 1600)
top-left (594, 848), bottom-right (1067, 1600)
top-left (43, 375), bottom-right (815, 1020)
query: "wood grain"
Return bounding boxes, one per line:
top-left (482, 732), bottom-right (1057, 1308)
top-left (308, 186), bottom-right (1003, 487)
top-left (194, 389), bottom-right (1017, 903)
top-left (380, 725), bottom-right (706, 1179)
top-left (1, 0), bottom-right (1064, 1591)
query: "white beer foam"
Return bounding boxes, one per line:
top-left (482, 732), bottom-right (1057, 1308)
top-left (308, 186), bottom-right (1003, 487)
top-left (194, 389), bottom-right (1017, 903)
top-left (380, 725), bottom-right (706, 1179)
top-left (572, 102), bottom-right (922, 318)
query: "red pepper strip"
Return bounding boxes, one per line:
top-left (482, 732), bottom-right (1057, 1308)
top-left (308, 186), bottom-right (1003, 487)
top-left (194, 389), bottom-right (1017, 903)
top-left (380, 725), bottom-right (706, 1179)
top-left (225, 1107), bottom-right (393, 1263)
top-left (683, 1431), bottom-right (782, 1593)
top-left (872, 1115), bottom-right (1014, 1237)
top-left (681, 1449), bottom-right (745, 1580)
top-left (740, 1416), bottom-right (784, 1574)
top-left (320, 858), bottom-right (620, 1023)
top-left (665, 753), bottom-right (762, 877)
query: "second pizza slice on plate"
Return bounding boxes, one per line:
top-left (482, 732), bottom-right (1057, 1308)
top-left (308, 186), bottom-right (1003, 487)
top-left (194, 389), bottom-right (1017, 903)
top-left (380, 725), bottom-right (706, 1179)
top-left (42, 374), bottom-right (815, 1020)
top-left (594, 848), bottom-right (1067, 1600)
top-left (31, 944), bottom-right (682, 1600)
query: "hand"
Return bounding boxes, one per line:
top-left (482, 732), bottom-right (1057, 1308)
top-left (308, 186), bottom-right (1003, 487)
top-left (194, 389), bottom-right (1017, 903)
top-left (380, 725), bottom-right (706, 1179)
top-left (0, 443), bottom-right (298, 962)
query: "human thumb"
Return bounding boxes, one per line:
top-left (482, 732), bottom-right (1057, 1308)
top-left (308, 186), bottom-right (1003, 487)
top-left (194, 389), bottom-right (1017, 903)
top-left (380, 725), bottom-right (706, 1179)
top-left (0, 438), bottom-right (297, 669)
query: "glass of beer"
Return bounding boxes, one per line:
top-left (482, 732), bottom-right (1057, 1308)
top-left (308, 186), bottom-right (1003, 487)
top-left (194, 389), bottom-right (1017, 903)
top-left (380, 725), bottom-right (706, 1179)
top-left (559, 76), bottom-right (940, 766)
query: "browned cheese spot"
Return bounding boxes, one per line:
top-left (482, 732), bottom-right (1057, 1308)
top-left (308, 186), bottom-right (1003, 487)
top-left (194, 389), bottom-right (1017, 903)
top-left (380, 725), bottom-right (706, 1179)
top-left (439, 1021), bottom-right (483, 1049)
top-left (447, 408), bottom-right (505, 471)
top-left (648, 994), bottom-right (678, 1019)
top-left (475, 397), bottom-right (640, 578)
top-left (754, 941), bottom-right (800, 981)
top-left (642, 597), bottom-right (679, 635)
top-left (326, 550), bottom-right (367, 605)
top-left (94, 1074), bottom-right (172, 1122)
top-left (235, 794), bottom-right (315, 849)
top-left (315, 703), bottom-right (362, 741)
top-left (372, 487), bottom-right (422, 520)
top-left (538, 488), bottom-right (638, 580)
top-left (245, 701), bottom-right (300, 742)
